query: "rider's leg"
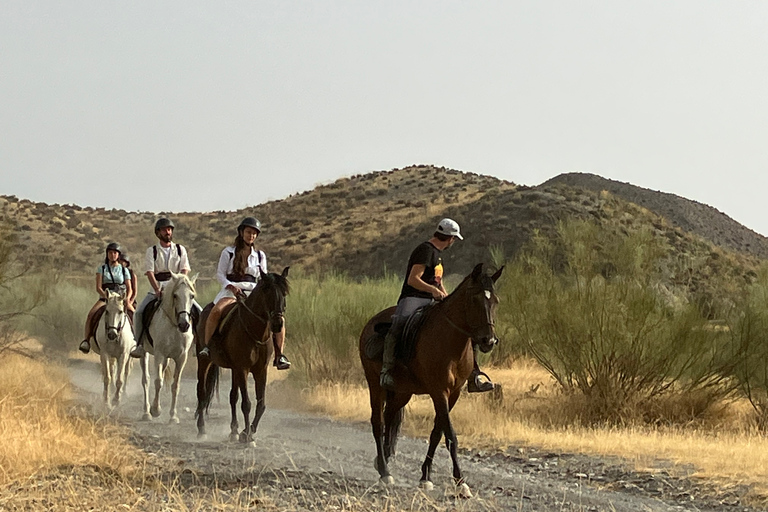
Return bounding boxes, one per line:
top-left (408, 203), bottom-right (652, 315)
top-left (199, 298), bottom-right (233, 357)
top-left (130, 292), bottom-right (155, 357)
top-left (79, 300), bottom-right (103, 353)
top-left (273, 325), bottom-right (290, 370)
top-left (467, 344), bottom-right (494, 393)
top-left (380, 318), bottom-right (404, 390)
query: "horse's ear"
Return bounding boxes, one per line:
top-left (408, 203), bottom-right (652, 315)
top-left (260, 268), bottom-right (268, 280)
top-left (190, 272), bottom-right (199, 285)
top-left (491, 265), bottom-right (505, 283)
top-left (281, 266), bottom-right (290, 278)
top-left (471, 263), bottom-right (484, 280)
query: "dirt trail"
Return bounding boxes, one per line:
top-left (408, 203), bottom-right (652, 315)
top-left (70, 359), bottom-right (754, 511)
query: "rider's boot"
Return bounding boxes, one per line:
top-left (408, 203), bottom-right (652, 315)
top-left (79, 339), bottom-right (91, 354)
top-left (379, 328), bottom-right (398, 390)
top-left (198, 308), bottom-right (221, 358)
top-left (272, 333), bottom-right (291, 370)
top-left (467, 350), bottom-right (494, 393)
top-left (129, 310), bottom-right (145, 358)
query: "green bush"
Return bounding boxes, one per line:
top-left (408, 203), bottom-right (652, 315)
top-left (498, 220), bottom-right (736, 424)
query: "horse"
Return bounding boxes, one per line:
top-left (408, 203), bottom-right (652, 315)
top-left (91, 290), bottom-right (134, 410)
top-left (138, 272), bottom-right (197, 423)
top-left (359, 263), bottom-right (503, 497)
top-left (195, 267), bottom-right (289, 442)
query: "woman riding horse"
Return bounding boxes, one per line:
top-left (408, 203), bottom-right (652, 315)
top-left (198, 217), bottom-right (291, 370)
top-left (79, 242), bottom-right (133, 354)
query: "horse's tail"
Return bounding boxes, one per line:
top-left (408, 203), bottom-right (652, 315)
top-left (384, 391), bottom-right (405, 458)
top-left (196, 364), bottom-right (219, 419)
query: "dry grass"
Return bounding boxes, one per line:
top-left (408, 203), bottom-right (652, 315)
top-left (291, 358), bottom-right (768, 505)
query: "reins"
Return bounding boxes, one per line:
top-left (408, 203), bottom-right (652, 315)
top-left (235, 280), bottom-right (285, 345)
top-left (438, 284), bottom-right (496, 341)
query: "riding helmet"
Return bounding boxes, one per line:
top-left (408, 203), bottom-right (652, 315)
top-left (436, 218), bottom-right (463, 240)
top-left (238, 217), bottom-right (261, 234)
top-left (105, 242), bottom-right (122, 255)
top-left (119, 253), bottom-right (131, 266)
top-left (154, 217), bottom-right (175, 234)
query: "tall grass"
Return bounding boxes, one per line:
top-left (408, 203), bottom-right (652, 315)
top-left (286, 270), bottom-right (400, 383)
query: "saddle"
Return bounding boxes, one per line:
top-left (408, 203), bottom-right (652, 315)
top-left (138, 298), bottom-right (161, 348)
top-left (365, 305), bottom-right (433, 363)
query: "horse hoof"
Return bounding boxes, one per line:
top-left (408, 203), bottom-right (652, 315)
top-left (379, 475), bottom-right (394, 486)
top-left (150, 407), bottom-right (161, 418)
top-left (457, 482), bottom-right (472, 499)
top-left (197, 433), bottom-right (207, 441)
top-left (229, 433), bottom-right (238, 443)
top-left (141, 413), bottom-right (152, 421)
top-left (249, 441), bottom-right (257, 448)
top-left (419, 480), bottom-right (434, 491)
top-left (169, 416), bottom-right (180, 425)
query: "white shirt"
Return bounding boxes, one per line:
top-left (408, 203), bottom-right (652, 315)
top-left (144, 242), bottom-right (191, 288)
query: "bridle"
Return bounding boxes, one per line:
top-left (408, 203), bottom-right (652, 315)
top-left (441, 285), bottom-right (496, 342)
top-left (236, 280), bottom-right (286, 344)
top-left (104, 301), bottom-right (127, 341)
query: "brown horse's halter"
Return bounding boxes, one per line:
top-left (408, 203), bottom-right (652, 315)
top-left (236, 283), bottom-right (285, 345)
top-left (441, 287), bottom-right (496, 341)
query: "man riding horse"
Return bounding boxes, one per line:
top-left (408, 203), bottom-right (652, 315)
top-left (130, 217), bottom-right (201, 358)
top-left (380, 218), bottom-right (494, 393)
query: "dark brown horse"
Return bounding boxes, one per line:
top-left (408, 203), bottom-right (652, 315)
top-left (195, 267), bottom-right (289, 442)
top-left (359, 263), bottom-right (503, 496)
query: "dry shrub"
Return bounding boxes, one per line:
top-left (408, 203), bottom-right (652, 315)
top-left (0, 354), bottom-right (143, 484)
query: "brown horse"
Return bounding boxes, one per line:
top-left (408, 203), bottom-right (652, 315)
top-left (359, 263), bottom-right (503, 496)
top-left (195, 267), bottom-right (289, 442)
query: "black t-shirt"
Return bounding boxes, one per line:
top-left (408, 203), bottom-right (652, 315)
top-left (398, 241), bottom-right (444, 302)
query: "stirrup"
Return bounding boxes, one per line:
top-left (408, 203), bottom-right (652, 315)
top-left (467, 370), bottom-right (494, 393)
top-left (274, 354), bottom-right (291, 370)
top-left (198, 346), bottom-right (211, 358)
top-left (79, 340), bottom-right (90, 354)
top-left (129, 344), bottom-right (145, 358)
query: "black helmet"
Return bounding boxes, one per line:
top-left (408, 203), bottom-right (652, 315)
top-left (154, 217), bottom-right (175, 234)
top-left (238, 217), bottom-right (261, 234)
top-left (106, 242), bottom-right (122, 255)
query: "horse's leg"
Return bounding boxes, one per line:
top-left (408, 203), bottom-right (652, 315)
top-left (368, 386), bottom-right (392, 484)
top-left (151, 355), bottom-right (167, 418)
top-left (100, 351), bottom-right (112, 409)
top-left (249, 366), bottom-right (267, 435)
top-left (419, 411), bottom-right (444, 490)
top-left (383, 392), bottom-right (411, 460)
top-left (114, 354), bottom-right (127, 406)
top-left (196, 359), bottom-right (210, 436)
top-left (229, 372), bottom-right (241, 442)
top-left (442, 390), bottom-right (472, 498)
top-left (168, 352), bottom-right (188, 424)
top-left (140, 354), bottom-right (151, 420)
top-left (237, 369), bottom-right (253, 443)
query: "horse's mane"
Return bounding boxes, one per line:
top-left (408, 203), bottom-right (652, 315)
top-left (444, 265), bottom-right (495, 301)
top-left (167, 272), bottom-right (196, 294)
top-left (254, 272), bottom-right (290, 296)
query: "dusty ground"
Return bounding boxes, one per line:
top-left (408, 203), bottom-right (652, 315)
top-left (45, 359), bottom-right (759, 512)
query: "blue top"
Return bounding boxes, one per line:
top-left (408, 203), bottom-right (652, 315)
top-left (98, 263), bottom-right (129, 285)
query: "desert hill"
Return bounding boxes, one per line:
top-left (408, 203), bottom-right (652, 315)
top-left (0, 166), bottom-right (761, 302)
top-left (544, 172), bottom-right (768, 260)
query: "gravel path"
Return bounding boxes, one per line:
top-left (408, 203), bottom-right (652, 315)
top-left (70, 359), bottom-right (757, 511)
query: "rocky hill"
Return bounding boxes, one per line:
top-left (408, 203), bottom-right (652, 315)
top-left (1, 166), bottom-right (761, 302)
top-left (543, 172), bottom-right (768, 259)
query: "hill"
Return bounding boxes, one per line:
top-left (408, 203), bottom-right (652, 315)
top-left (1, 166), bottom-right (761, 303)
top-left (543, 172), bottom-right (768, 259)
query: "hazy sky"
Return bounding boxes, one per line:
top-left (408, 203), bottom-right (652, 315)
top-left (3, 2), bottom-right (768, 234)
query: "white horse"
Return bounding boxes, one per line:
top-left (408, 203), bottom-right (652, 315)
top-left (139, 273), bottom-right (197, 423)
top-left (91, 290), bottom-right (134, 409)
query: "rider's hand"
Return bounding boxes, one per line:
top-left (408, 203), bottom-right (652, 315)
top-left (227, 284), bottom-right (242, 296)
top-left (155, 288), bottom-right (163, 299)
top-left (432, 288), bottom-right (447, 301)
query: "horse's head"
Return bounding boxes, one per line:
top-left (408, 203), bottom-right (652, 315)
top-left (455, 263), bottom-right (504, 353)
top-left (167, 273), bottom-right (197, 333)
top-left (251, 266), bottom-right (290, 333)
top-left (104, 290), bottom-right (127, 341)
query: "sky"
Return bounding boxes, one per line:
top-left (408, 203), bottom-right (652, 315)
top-left (2, 2), bottom-right (768, 234)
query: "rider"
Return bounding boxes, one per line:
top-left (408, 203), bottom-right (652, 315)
top-left (379, 218), bottom-right (494, 393)
top-left (119, 253), bottom-right (138, 319)
top-left (198, 217), bottom-right (291, 370)
top-left (130, 217), bottom-right (201, 358)
top-left (79, 242), bottom-right (133, 354)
